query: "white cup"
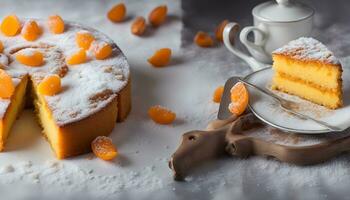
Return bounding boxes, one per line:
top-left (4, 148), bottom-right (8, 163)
top-left (223, 0), bottom-right (314, 70)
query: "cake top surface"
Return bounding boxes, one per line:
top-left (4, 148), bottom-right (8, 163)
top-left (273, 37), bottom-right (340, 65)
top-left (0, 18), bottom-right (130, 126)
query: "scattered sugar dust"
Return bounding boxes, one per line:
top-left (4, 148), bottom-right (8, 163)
top-left (0, 160), bottom-right (164, 199)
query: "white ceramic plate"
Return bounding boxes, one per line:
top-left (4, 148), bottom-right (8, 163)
top-left (245, 67), bottom-right (350, 134)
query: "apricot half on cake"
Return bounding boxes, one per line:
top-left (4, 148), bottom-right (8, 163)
top-left (1, 15), bottom-right (21, 36)
top-left (38, 75), bottom-right (61, 96)
top-left (16, 50), bottom-right (44, 67)
top-left (76, 31), bottom-right (95, 50)
top-left (148, 48), bottom-right (172, 67)
top-left (66, 49), bottom-right (87, 65)
top-left (0, 69), bottom-right (14, 99)
top-left (21, 20), bottom-right (42, 41)
top-left (148, 105), bottom-right (176, 125)
top-left (229, 82), bottom-right (249, 116)
top-left (48, 15), bottom-right (65, 34)
top-left (92, 41), bottom-right (113, 60)
top-left (92, 136), bottom-right (118, 161)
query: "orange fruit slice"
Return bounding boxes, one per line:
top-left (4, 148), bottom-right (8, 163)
top-left (228, 82), bottom-right (249, 116)
top-left (38, 74), bottom-right (61, 96)
top-left (48, 15), bottom-right (65, 34)
top-left (148, 5), bottom-right (167, 27)
top-left (92, 41), bottom-right (112, 60)
top-left (16, 50), bottom-right (44, 67)
top-left (131, 16), bottom-right (146, 36)
top-left (21, 20), bottom-right (41, 41)
top-left (0, 69), bottom-right (14, 98)
top-left (1, 15), bottom-right (21, 36)
top-left (194, 31), bottom-right (214, 47)
top-left (76, 31), bottom-right (95, 50)
top-left (213, 86), bottom-right (224, 103)
top-left (107, 3), bottom-right (126, 22)
top-left (147, 48), bottom-right (171, 67)
top-left (91, 136), bottom-right (118, 161)
top-left (215, 20), bottom-right (229, 42)
top-left (148, 105), bottom-right (176, 125)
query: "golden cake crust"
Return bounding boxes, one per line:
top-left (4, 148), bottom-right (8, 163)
top-left (51, 78), bottom-right (131, 158)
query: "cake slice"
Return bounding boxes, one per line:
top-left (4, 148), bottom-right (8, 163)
top-left (271, 37), bottom-right (342, 109)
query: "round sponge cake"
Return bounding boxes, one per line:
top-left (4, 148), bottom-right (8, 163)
top-left (0, 18), bottom-right (131, 158)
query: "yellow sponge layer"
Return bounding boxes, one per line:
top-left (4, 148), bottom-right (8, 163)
top-left (272, 72), bottom-right (342, 109)
top-left (273, 54), bottom-right (342, 91)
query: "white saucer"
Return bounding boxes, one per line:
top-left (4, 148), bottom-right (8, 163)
top-left (245, 67), bottom-right (350, 134)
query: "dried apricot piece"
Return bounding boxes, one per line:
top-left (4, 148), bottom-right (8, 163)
top-left (107, 3), bottom-right (126, 22)
top-left (148, 5), bottom-right (167, 27)
top-left (213, 86), bottom-right (224, 103)
top-left (147, 48), bottom-right (171, 67)
top-left (76, 31), bottom-right (95, 50)
top-left (16, 50), bottom-right (44, 67)
top-left (228, 82), bottom-right (249, 116)
top-left (38, 74), bottom-right (61, 96)
top-left (0, 41), bottom-right (3, 53)
top-left (66, 49), bottom-right (87, 65)
top-left (91, 136), bottom-right (118, 161)
top-left (215, 20), bottom-right (229, 42)
top-left (0, 69), bottom-right (14, 98)
top-left (21, 20), bottom-right (41, 41)
top-left (1, 15), bottom-right (21, 36)
top-left (194, 31), bottom-right (214, 47)
top-left (131, 16), bottom-right (146, 36)
top-left (48, 15), bottom-right (65, 34)
top-left (148, 105), bottom-right (176, 125)
top-left (92, 41), bottom-right (113, 60)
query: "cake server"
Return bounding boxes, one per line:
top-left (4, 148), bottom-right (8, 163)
top-left (169, 77), bottom-right (242, 180)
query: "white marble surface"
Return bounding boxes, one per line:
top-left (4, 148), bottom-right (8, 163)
top-left (0, 0), bottom-right (350, 199)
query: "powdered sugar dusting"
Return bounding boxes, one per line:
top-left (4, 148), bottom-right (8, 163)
top-left (273, 37), bottom-right (340, 65)
top-left (0, 77), bottom-right (22, 118)
top-left (0, 19), bottom-right (130, 125)
top-left (17, 48), bottom-right (36, 57)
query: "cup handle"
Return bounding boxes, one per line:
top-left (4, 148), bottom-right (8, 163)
top-left (223, 23), bottom-right (267, 71)
top-left (239, 26), bottom-right (268, 62)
